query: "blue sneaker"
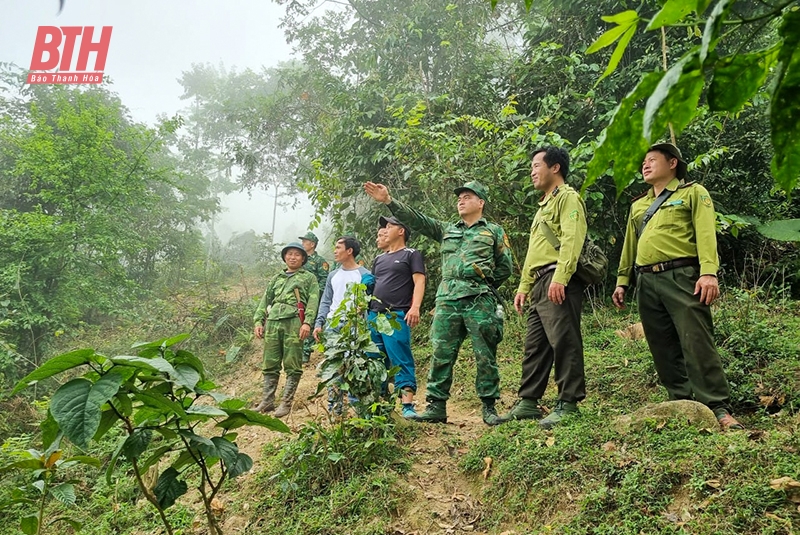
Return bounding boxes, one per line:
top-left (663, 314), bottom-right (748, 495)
top-left (401, 404), bottom-right (418, 419)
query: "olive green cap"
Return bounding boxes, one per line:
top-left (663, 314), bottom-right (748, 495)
top-left (453, 180), bottom-right (489, 202)
top-left (281, 241), bottom-right (308, 265)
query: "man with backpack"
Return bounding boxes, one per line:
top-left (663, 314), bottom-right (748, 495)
top-left (501, 146), bottom-right (588, 429)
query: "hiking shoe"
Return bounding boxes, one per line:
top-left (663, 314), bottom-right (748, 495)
top-left (539, 400), bottom-right (579, 430)
top-left (713, 408), bottom-right (744, 430)
top-left (499, 398), bottom-right (542, 422)
top-left (401, 404), bottom-right (418, 419)
top-left (481, 398), bottom-right (502, 426)
top-left (408, 399), bottom-right (447, 423)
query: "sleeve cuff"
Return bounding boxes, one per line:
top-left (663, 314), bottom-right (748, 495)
top-left (699, 263), bottom-right (718, 277)
top-left (616, 276), bottom-right (631, 287)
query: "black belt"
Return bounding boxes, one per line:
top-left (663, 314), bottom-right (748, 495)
top-left (534, 263), bottom-right (557, 280)
top-left (635, 257), bottom-right (698, 274)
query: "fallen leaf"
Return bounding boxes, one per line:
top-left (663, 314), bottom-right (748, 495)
top-left (705, 479), bottom-right (722, 489)
top-left (747, 430), bottom-right (765, 441)
top-left (680, 509), bottom-right (692, 522)
top-left (769, 477), bottom-right (800, 491)
top-left (211, 497), bottom-right (225, 516)
top-left (482, 457), bottom-right (493, 479)
top-left (601, 441), bottom-right (616, 452)
top-left (655, 421), bottom-right (666, 431)
top-left (545, 436), bottom-right (555, 447)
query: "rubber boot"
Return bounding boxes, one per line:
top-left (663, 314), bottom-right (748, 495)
top-left (408, 399), bottom-right (447, 423)
top-left (539, 400), bottom-right (579, 430)
top-left (481, 398), bottom-right (503, 426)
top-left (499, 398), bottom-right (542, 422)
top-left (254, 373), bottom-right (279, 413)
top-left (274, 375), bottom-right (301, 419)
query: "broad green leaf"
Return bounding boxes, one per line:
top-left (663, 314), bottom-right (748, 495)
top-left (598, 24), bottom-right (637, 82)
top-left (770, 10), bottom-right (800, 194)
top-left (61, 455), bottom-right (101, 468)
top-left (112, 391), bottom-right (133, 417)
top-left (601, 10), bottom-right (639, 24)
top-left (178, 430), bottom-right (215, 448)
top-left (218, 398), bottom-right (246, 410)
top-left (585, 23), bottom-right (631, 55)
top-left (374, 313), bottom-right (394, 336)
top-left (0, 458), bottom-right (44, 472)
top-left (218, 409), bottom-right (291, 433)
top-left (51, 373), bottom-right (123, 449)
top-left (47, 516), bottom-right (82, 531)
top-left (131, 333), bottom-right (190, 351)
top-left (186, 404), bottom-right (228, 417)
top-left (585, 71), bottom-right (664, 193)
top-left (40, 411), bottom-right (60, 450)
top-left (134, 391), bottom-right (188, 419)
top-left (211, 437), bottom-right (239, 470)
top-left (20, 513), bottom-right (38, 535)
top-left (170, 450), bottom-right (198, 471)
top-left (700, 0), bottom-right (733, 63)
top-left (122, 429), bottom-right (152, 460)
top-left (92, 409), bottom-right (119, 441)
top-left (709, 46), bottom-right (780, 112)
top-left (756, 219), bottom-right (800, 242)
top-left (228, 453), bottom-right (253, 478)
top-left (111, 355), bottom-right (177, 376)
top-left (12, 349), bottom-right (95, 394)
top-left (172, 364), bottom-right (201, 391)
top-left (643, 52), bottom-right (704, 141)
top-left (172, 350), bottom-right (206, 380)
top-left (153, 467), bottom-right (188, 509)
top-left (647, 0), bottom-right (695, 31)
top-left (49, 483), bottom-right (76, 506)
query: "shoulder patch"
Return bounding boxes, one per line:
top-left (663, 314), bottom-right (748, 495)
top-left (569, 209), bottom-right (579, 221)
top-left (502, 233), bottom-right (511, 249)
top-left (700, 194), bottom-right (712, 207)
top-left (322, 262), bottom-right (329, 270)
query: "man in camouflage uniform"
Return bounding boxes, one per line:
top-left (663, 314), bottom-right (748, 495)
top-left (612, 143), bottom-right (743, 430)
top-left (300, 232), bottom-right (329, 363)
top-left (364, 180), bottom-right (513, 425)
top-left (501, 147), bottom-right (587, 429)
top-left (253, 242), bottom-right (319, 418)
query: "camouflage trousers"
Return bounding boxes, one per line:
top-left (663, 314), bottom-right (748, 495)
top-left (262, 316), bottom-right (303, 378)
top-left (425, 293), bottom-right (503, 401)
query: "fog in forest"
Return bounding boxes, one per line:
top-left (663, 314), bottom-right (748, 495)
top-left (1, 0), bottom-right (321, 248)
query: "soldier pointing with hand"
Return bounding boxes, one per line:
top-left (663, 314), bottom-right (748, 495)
top-left (364, 181), bottom-right (513, 426)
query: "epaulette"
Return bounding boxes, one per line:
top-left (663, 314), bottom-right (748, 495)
top-left (631, 191), bottom-right (648, 202)
top-left (677, 181), bottom-right (695, 189)
top-left (552, 186), bottom-right (560, 197)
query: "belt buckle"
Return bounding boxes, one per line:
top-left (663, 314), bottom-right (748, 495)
top-left (652, 263), bottom-right (664, 273)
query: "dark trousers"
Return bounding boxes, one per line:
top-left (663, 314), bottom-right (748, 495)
top-left (636, 265), bottom-right (731, 410)
top-left (519, 271), bottom-right (586, 402)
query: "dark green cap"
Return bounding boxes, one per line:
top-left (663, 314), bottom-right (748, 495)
top-left (299, 231), bottom-right (319, 245)
top-left (648, 142), bottom-right (688, 179)
top-left (454, 180), bottom-right (489, 202)
top-left (281, 241), bottom-right (308, 264)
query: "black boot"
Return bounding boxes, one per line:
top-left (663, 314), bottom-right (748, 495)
top-left (254, 373), bottom-right (279, 413)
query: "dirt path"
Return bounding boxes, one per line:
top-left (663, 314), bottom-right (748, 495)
top-left (216, 340), bottom-right (503, 535)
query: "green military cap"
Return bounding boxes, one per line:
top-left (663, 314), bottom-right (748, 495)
top-left (649, 142), bottom-right (688, 179)
top-left (281, 241), bottom-right (309, 264)
top-left (454, 180), bottom-right (489, 202)
top-left (298, 231), bottom-right (319, 245)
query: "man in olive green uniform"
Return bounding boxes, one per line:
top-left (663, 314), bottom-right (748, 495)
top-left (501, 147), bottom-right (587, 429)
top-left (253, 242), bottom-right (319, 418)
top-left (364, 180), bottom-right (513, 426)
top-left (300, 232), bottom-right (329, 363)
top-left (613, 143), bottom-right (743, 430)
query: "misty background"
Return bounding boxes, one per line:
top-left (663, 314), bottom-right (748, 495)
top-left (1, 0), bottom-right (326, 248)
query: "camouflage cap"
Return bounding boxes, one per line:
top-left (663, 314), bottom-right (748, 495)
top-left (453, 180), bottom-right (489, 202)
top-left (648, 143), bottom-right (688, 179)
top-left (281, 241), bottom-right (309, 265)
top-left (298, 231), bottom-right (319, 245)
